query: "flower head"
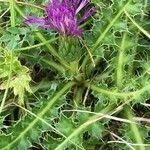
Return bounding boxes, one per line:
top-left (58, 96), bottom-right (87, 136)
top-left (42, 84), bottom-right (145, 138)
top-left (25, 0), bottom-right (95, 36)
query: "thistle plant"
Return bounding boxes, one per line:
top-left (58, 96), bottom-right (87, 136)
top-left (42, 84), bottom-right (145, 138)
top-left (0, 0), bottom-right (150, 150)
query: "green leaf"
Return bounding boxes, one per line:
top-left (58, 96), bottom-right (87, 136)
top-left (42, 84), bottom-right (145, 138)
top-left (88, 122), bottom-right (103, 139)
top-left (0, 52), bottom-right (32, 105)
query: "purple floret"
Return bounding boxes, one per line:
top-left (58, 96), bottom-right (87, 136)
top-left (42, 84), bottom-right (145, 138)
top-left (25, 0), bottom-right (95, 36)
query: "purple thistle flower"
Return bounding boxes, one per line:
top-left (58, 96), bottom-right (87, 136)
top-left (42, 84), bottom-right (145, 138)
top-left (25, 0), bottom-right (95, 36)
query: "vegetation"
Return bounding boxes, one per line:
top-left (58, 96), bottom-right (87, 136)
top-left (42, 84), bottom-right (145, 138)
top-left (0, 0), bottom-right (150, 149)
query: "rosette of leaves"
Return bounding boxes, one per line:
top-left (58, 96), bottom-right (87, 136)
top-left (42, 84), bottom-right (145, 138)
top-left (0, 0), bottom-right (150, 150)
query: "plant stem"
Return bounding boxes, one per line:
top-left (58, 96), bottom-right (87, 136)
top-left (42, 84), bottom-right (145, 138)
top-left (9, 0), bottom-right (15, 27)
top-left (22, 53), bottom-right (65, 74)
top-left (0, 51), bottom-right (13, 114)
top-left (14, 38), bottom-right (58, 51)
top-left (41, 59), bottom-right (65, 73)
top-left (124, 10), bottom-right (150, 39)
top-left (116, 32), bottom-right (127, 89)
top-left (88, 84), bottom-right (137, 97)
top-left (74, 87), bottom-right (84, 108)
top-left (125, 106), bottom-right (145, 150)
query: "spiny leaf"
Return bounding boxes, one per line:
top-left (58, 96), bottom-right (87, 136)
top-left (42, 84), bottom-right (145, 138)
top-left (0, 82), bottom-right (74, 150)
